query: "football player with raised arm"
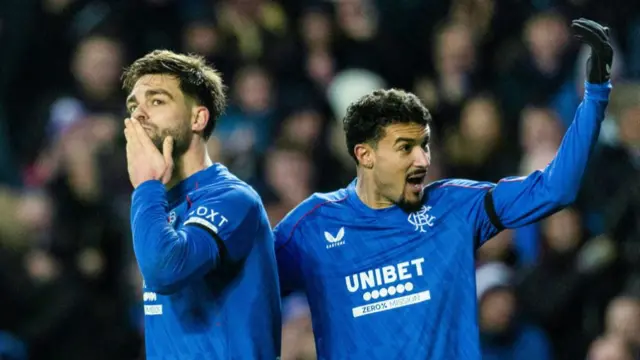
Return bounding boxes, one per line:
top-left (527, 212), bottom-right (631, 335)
top-left (274, 19), bottom-right (613, 359)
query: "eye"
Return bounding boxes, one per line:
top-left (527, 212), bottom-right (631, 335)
top-left (128, 105), bottom-right (137, 114)
top-left (400, 144), bottom-right (412, 153)
top-left (152, 99), bottom-right (164, 106)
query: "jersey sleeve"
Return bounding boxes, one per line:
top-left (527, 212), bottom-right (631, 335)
top-left (273, 216), bottom-right (305, 294)
top-left (471, 81), bottom-right (611, 246)
top-left (273, 194), bottom-right (332, 293)
top-left (130, 180), bottom-right (258, 294)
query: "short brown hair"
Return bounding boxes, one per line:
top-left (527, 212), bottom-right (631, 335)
top-left (121, 50), bottom-right (226, 139)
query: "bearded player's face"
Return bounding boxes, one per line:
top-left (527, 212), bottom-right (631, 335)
top-left (370, 123), bottom-right (431, 212)
top-left (126, 74), bottom-right (193, 156)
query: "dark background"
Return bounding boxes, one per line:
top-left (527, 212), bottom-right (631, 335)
top-left (0, 0), bottom-right (639, 359)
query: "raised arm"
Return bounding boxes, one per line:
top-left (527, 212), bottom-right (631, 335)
top-left (475, 19), bottom-right (614, 244)
top-left (485, 80), bottom-right (610, 229)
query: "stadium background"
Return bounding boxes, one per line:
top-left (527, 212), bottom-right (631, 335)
top-left (0, 0), bottom-right (639, 359)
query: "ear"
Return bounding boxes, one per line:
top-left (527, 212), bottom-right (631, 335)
top-left (191, 106), bottom-right (210, 133)
top-left (354, 143), bottom-right (374, 169)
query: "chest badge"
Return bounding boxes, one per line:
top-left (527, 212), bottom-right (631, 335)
top-left (407, 206), bottom-right (436, 233)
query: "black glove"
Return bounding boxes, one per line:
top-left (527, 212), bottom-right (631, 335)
top-left (571, 18), bottom-right (614, 84)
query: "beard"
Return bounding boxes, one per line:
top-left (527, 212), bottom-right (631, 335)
top-left (397, 195), bottom-right (424, 213)
top-left (148, 123), bottom-right (192, 158)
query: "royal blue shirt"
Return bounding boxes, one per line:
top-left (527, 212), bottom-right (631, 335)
top-left (274, 81), bottom-right (611, 359)
top-left (130, 163), bottom-right (281, 360)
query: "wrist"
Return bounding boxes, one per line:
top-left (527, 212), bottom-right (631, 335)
top-left (584, 80), bottom-right (612, 101)
top-left (587, 56), bottom-right (612, 84)
top-left (133, 180), bottom-right (165, 199)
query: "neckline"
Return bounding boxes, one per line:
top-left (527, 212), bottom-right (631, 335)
top-left (166, 163), bottom-right (225, 205)
top-left (345, 178), bottom-right (399, 217)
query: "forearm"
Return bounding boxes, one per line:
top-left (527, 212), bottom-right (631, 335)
top-left (130, 181), bottom-right (219, 293)
top-left (540, 81), bottom-right (611, 205)
top-left (490, 81), bottom-right (611, 230)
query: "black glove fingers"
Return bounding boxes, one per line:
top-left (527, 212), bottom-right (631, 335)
top-left (573, 18), bottom-right (602, 30)
top-left (572, 19), bottom-right (608, 41)
top-left (572, 21), bottom-right (606, 40)
top-left (584, 19), bottom-right (606, 34)
top-left (571, 22), bottom-right (606, 48)
top-left (571, 18), bottom-right (613, 83)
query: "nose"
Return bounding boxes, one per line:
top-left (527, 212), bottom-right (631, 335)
top-left (413, 147), bottom-right (430, 169)
top-left (131, 105), bottom-right (148, 123)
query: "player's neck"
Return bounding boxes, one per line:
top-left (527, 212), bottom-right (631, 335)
top-left (355, 171), bottom-right (395, 209)
top-left (166, 143), bottom-right (213, 190)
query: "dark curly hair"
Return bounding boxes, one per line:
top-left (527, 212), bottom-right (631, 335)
top-left (121, 50), bottom-right (227, 139)
top-left (343, 89), bottom-right (432, 163)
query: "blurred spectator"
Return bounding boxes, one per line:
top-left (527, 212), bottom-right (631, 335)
top-left (519, 106), bottom-right (563, 159)
top-left (333, 0), bottom-right (384, 76)
top-left (262, 141), bottom-right (314, 226)
top-left (279, 108), bottom-right (324, 151)
top-left (299, 7), bottom-right (336, 90)
top-left (281, 293), bottom-right (315, 360)
top-left (477, 230), bottom-right (519, 267)
top-left (580, 83), bottom-right (640, 288)
top-left (450, 0), bottom-right (495, 43)
top-left (182, 20), bottom-right (221, 63)
top-left (215, 0), bottom-right (288, 71)
top-left (277, 106), bottom-right (350, 191)
top-left (604, 296), bottom-right (640, 353)
top-left (443, 94), bottom-right (517, 182)
top-left (2, 32), bottom-right (138, 360)
top-left (587, 335), bottom-right (636, 360)
top-left (0, 190), bottom-right (52, 249)
top-left (517, 208), bottom-right (620, 360)
top-left (498, 11), bottom-right (573, 128)
top-left (414, 20), bottom-right (478, 137)
top-left (214, 65), bottom-right (277, 181)
top-left (477, 262), bottom-right (553, 360)
top-left (32, 34), bottom-right (127, 197)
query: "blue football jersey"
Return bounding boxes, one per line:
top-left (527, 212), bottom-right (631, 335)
top-left (130, 164), bottom-right (281, 360)
top-left (274, 81), bottom-right (611, 359)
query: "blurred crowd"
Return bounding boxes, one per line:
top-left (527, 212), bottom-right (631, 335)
top-left (0, 0), bottom-right (639, 359)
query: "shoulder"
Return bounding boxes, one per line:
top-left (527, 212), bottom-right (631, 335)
top-left (274, 188), bottom-right (349, 238)
top-left (425, 178), bottom-right (495, 201)
top-left (278, 189), bottom-right (349, 227)
top-left (188, 176), bottom-right (261, 213)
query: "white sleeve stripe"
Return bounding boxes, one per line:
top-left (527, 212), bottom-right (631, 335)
top-left (183, 217), bottom-right (219, 234)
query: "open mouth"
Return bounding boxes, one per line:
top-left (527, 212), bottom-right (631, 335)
top-left (406, 171), bottom-right (427, 190)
